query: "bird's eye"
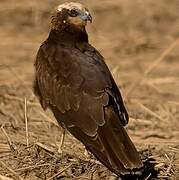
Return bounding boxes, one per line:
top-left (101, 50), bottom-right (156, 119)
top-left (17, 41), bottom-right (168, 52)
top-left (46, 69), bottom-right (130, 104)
top-left (69, 9), bottom-right (78, 17)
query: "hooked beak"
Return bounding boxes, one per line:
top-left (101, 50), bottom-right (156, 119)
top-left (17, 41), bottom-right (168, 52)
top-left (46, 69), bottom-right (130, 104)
top-left (79, 11), bottom-right (92, 23)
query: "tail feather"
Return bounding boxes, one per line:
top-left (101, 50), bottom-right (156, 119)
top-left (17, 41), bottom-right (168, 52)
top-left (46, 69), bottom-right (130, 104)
top-left (53, 105), bottom-right (143, 176)
top-left (97, 107), bottom-right (143, 175)
top-left (97, 131), bottom-right (129, 175)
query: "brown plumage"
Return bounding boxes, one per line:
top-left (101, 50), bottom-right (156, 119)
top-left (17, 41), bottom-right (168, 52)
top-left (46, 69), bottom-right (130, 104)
top-left (33, 2), bottom-right (143, 176)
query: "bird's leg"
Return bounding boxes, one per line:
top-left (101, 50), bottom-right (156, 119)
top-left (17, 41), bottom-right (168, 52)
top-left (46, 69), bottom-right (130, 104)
top-left (57, 128), bottom-right (65, 155)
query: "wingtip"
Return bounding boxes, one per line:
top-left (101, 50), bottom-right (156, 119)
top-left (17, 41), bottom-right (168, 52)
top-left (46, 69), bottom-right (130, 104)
top-left (116, 163), bottom-right (144, 177)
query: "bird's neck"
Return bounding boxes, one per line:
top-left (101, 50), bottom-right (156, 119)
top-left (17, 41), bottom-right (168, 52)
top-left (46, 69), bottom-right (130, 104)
top-left (47, 24), bottom-right (88, 44)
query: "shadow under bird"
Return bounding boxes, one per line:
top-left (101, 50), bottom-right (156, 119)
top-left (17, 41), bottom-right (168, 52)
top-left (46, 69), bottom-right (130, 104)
top-left (33, 2), bottom-right (143, 176)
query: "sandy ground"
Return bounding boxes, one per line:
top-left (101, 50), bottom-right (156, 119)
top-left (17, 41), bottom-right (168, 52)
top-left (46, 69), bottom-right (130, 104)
top-left (0, 0), bottom-right (179, 179)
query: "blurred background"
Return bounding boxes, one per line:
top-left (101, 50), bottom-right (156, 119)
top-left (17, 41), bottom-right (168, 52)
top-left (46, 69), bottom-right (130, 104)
top-left (0, 0), bottom-right (179, 179)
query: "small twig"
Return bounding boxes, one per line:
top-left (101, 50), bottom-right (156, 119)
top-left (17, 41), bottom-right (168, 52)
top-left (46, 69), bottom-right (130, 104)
top-left (73, 176), bottom-right (90, 180)
top-left (15, 163), bottom-right (50, 172)
top-left (0, 143), bottom-right (10, 151)
top-left (1, 64), bottom-right (33, 96)
top-left (144, 77), bottom-right (179, 85)
top-left (131, 100), bottom-right (164, 121)
top-left (158, 175), bottom-right (169, 178)
top-left (88, 159), bottom-right (101, 165)
top-left (1, 125), bottom-right (15, 151)
top-left (75, 155), bottom-right (101, 165)
top-left (166, 154), bottom-right (175, 175)
top-left (38, 111), bottom-right (59, 127)
top-left (0, 174), bottom-right (14, 180)
top-left (141, 131), bottom-right (172, 139)
top-left (145, 173), bottom-right (152, 180)
top-left (145, 38), bottom-right (179, 74)
top-left (155, 163), bottom-right (165, 168)
top-left (165, 153), bottom-right (171, 162)
top-left (57, 129), bottom-right (65, 154)
top-left (24, 97), bottom-right (29, 147)
top-left (0, 161), bottom-right (23, 180)
top-left (47, 163), bottom-right (73, 180)
top-left (35, 142), bottom-right (55, 154)
top-left (169, 147), bottom-right (179, 153)
top-left (137, 141), bottom-right (179, 145)
top-left (0, 107), bottom-right (19, 126)
top-left (3, 94), bottom-right (39, 107)
top-left (168, 101), bottom-right (179, 106)
top-left (130, 117), bottom-right (153, 125)
top-left (126, 37), bottom-right (179, 96)
top-left (2, 94), bottom-right (58, 126)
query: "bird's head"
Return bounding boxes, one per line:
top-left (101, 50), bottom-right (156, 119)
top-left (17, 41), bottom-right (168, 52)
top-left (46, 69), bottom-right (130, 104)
top-left (51, 2), bottom-right (92, 30)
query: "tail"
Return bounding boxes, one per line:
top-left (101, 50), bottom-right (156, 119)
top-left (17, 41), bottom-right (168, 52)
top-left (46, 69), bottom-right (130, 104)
top-left (87, 106), bottom-right (143, 176)
top-left (53, 103), bottom-right (144, 176)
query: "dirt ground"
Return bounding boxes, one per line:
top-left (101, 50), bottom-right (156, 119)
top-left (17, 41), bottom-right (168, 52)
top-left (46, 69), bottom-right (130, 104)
top-left (0, 0), bottom-right (179, 179)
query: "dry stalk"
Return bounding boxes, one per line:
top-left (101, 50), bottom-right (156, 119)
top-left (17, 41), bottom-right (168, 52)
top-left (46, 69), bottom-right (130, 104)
top-left (24, 97), bottom-right (29, 147)
top-left (169, 147), bottom-right (179, 153)
top-left (47, 163), bottom-right (73, 180)
top-left (0, 174), bottom-right (14, 180)
top-left (0, 107), bottom-right (18, 126)
top-left (1, 126), bottom-right (15, 151)
top-left (158, 175), bottom-right (170, 178)
top-left (141, 131), bottom-right (172, 139)
top-left (35, 142), bottom-right (55, 154)
top-left (155, 163), bottom-right (165, 168)
top-left (145, 77), bottom-right (179, 85)
top-left (145, 173), bottom-right (152, 180)
top-left (73, 176), bottom-right (90, 180)
top-left (38, 111), bottom-right (59, 127)
top-left (0, 161), bottom-right (23, 180)
top-left (0, 65), bottom-right (33, 95)
top-left (126, 37), bottom-right (179, 97)
top-left (130, 117), bottom-right (153, 125)
top-left (57, 129), bottom-right (65, 154)
top-left (3, 94), bottom-right (58, 126)
top-left (137, 141), bottom-right (179, 145)
top-left (165, 154), bottom-right (175, 175)
top-left (168, 101), bottom-right (179, 106)
top-left (70, 153), bottom-right (102, 166)
top-left (3, 95), bottom-right (24, 102)
top-left (145, 82), bottom-right (161, 93)
top-left (3, 94), bottom-right (39, 107)
top-left (15, 163), bottom-right (50, 172)
top-left (131, 99), bottom-right (164, 121)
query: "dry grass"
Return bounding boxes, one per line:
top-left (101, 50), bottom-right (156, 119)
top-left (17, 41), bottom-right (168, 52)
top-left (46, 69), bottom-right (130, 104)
top-left (0, 0), bottom-right (179, 179)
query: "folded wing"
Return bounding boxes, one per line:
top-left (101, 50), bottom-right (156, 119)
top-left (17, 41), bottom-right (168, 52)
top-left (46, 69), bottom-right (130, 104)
top-left (33, 42), bottom-right (143, 175)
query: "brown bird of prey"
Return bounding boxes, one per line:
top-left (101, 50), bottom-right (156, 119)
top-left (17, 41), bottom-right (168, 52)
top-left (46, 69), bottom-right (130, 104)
top-left (33, 2), bottom-right (143, 176)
